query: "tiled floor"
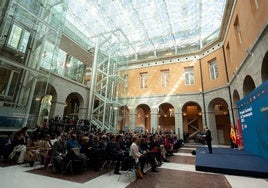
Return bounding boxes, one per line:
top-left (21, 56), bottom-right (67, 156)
top-left (0, 144), bottom-right (268, 188)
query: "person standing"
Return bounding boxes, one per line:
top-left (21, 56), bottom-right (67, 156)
top-left (205, 127), bottom-right (213, 153)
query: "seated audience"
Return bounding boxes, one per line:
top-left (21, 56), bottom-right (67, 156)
top-left (90, 135), bottom-right (105, 171)
top-left (24, 132), bottom-right (40, 167)
top-left (9, 127), bottom-right (28, 164)
top-left (105, 135), bottom-right (124, 174)
top-left (39, 134), bottom-right (53, 166)
top-left (149, 134), bottom-right (169, 163)
top-left (0, 133), bottom-right (14, 159)
top-left (139, 137), bottom-right (159, 169)
top-left (67, 133), bottom-right (81, 151)
top-left (130, 135), bottom-right (158, 175)
top-left (51, 132), bottom-right (68, 172)
top-left (164, 134), bottom-right (175, 157)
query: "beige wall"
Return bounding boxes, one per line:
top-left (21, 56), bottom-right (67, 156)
top-left (126, 61), bottom-right (202, 97)
top-left (125, 0), bottom-right (268, 98)
top-left (126, 48), bottom-right (227, 96)
top-left (224, 0), bottom-right (268, 80)
top-left (200, 48), bottom-right (228, 91)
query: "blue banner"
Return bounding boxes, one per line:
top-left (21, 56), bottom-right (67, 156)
top-left (237, 80), bottom-right (268, 158)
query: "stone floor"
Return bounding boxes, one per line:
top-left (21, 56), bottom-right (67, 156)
top-left (0, 143), bottom-right (268, 188)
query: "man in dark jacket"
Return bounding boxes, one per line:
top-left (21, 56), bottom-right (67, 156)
top-left (105, 135), bottom-right (123, 174)
top-left (205, 127), bottom-right (213, 153)
top-left (51, 133), bottom-right (68, 172)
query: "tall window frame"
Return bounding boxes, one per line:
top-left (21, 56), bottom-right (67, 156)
top-left (140, 72), bottom-right (147, 89)
top-left (0, 65), bottom-right (20, 99)
top-left (226, 42), bottom-right (232, 65)
top-left (184, 67), bottom-right (195, 85)
top-left (209, 59), bottom-right (219, 80)
top-left (234, 16), bottom-right (242, 44)
top-left (250, 0), bottom-right (259, 15)
top-left (7, 24), bottom-right (30, 53)
top-left (161, 69), bottom-right (169, 87)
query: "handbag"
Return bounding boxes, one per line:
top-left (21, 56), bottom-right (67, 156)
top-left (135, 167), bottom-right (144, 179)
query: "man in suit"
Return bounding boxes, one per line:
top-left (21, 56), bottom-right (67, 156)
top-left (51, 133), bottom-right (68, 172)
top-left (205, 127), bottom-right (213, 153)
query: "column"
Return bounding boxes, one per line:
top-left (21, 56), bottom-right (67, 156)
top-left (52, 101), bottom-right (66, 118)
top-left (128, 108), bottom-right (136, 132)
top-left (206, 111), bottom-right (218, 145)
top-left (175, 112), bottom-right (183, 139)
top-left (150, 107), bottom-right (159, 133)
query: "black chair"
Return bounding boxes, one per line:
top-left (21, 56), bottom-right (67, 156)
top-left (118, 156), bottom-right (136, 182)
top-left (62, 159), bottom-right (83, 174)
top-left (99, 157), bottom-right (116, 175)
top-left (62, 148), bottom-right (83, 174)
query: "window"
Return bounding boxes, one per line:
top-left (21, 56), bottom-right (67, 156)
top-left (40, 41), bottom-right (55, 70)
top-left (250, 0), bottom-right (259, 15)
top-left (65, 55), bottom-right (86, 83)
top-left (0, 65), bottom-right (20, 98)
top-left (161, 69), bottom-right (169, 87)
top-left (254, 0), bottom-right (259, 9)
top-left (209, 59), bottom-right (218, 80)
top-left (226, 42), bottom-right (232, 64)
top-left (184, 67), bottom-right (195, 85)
top-left (122, 74), bottom-right (128, 91)
top-left (7, 25), bottom-right (30, 53)
top-left (234, 16), bottom-right (242, 44)
top-left (124, 74), bottom-right (128, 87)
top-left (53, 48), bottom-right (67, 76)
top-left (140, 72), bottom-right (147, 89)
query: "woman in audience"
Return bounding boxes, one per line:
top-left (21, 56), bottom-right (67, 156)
top-left (9, 127), bottom-right (28, 164)
top-left (130, 135), bottom-right (159, 175)
top-left (139, 136), bottom-right (159, 172)
top-left (24, 132), bottom-right (40, 167)
top-left (164, 134), bottom-right (175, 157)
top-left (39, 134), bottom-right (53, 166)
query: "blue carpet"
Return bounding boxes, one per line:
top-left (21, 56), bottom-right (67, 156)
top-left (195, 146), bottom-right (268, 178)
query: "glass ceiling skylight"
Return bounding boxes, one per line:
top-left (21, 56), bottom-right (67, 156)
top-left (66, 0), bottom-right (227, 58)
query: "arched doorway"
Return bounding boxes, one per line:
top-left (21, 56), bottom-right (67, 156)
top-left (261, 51), bottom-right (268, 81)
top-left (208, 98), bottom-right (231, 145)
top-left (31, 81), bottom-right (56, 127)
top-left (243, 75), bottom-right (255, 97)
top-left (158, 103), bottom-right (175, 133)
top-left (136, 104), bottom-right (151, 133)
top-left (64, 92), bottom-right (83, 118)
top-left (233, 89), bottom-right (240, 124)
top-left (37, 95), bottom-right (52, 126)
top-left (181, 102), bottom-right (202, 143)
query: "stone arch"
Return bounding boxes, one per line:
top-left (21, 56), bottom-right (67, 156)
top-left (158, 103), bottom-right (175, 133)
top-left (64, 92), bottom-right (84, 118)
top-left (136, 104), bottom-right (151, 133)
top-left (30, 81), bottom-right (57, 127)
top-left (261, 51), bottom-right (268, 82)
top-left (243, 75), bottom-right (256, 97)
top-left (233, 89), bottom-right (240, 123)
top-left (208, 98), bottom-right (231, 145)
top-left (181, 101), bottom-right (203, 143)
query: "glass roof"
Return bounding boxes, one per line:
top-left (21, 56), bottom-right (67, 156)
top-left (66, 0), bottom-right (227, 58)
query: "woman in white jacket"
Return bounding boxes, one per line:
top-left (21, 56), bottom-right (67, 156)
top-left (130, 135), bottom-right (159, 174)
top-left (130, 135), bottom-right (146, 174)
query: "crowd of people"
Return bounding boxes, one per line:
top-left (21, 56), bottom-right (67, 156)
top-left (0, 116), bottom-right (185, 177)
